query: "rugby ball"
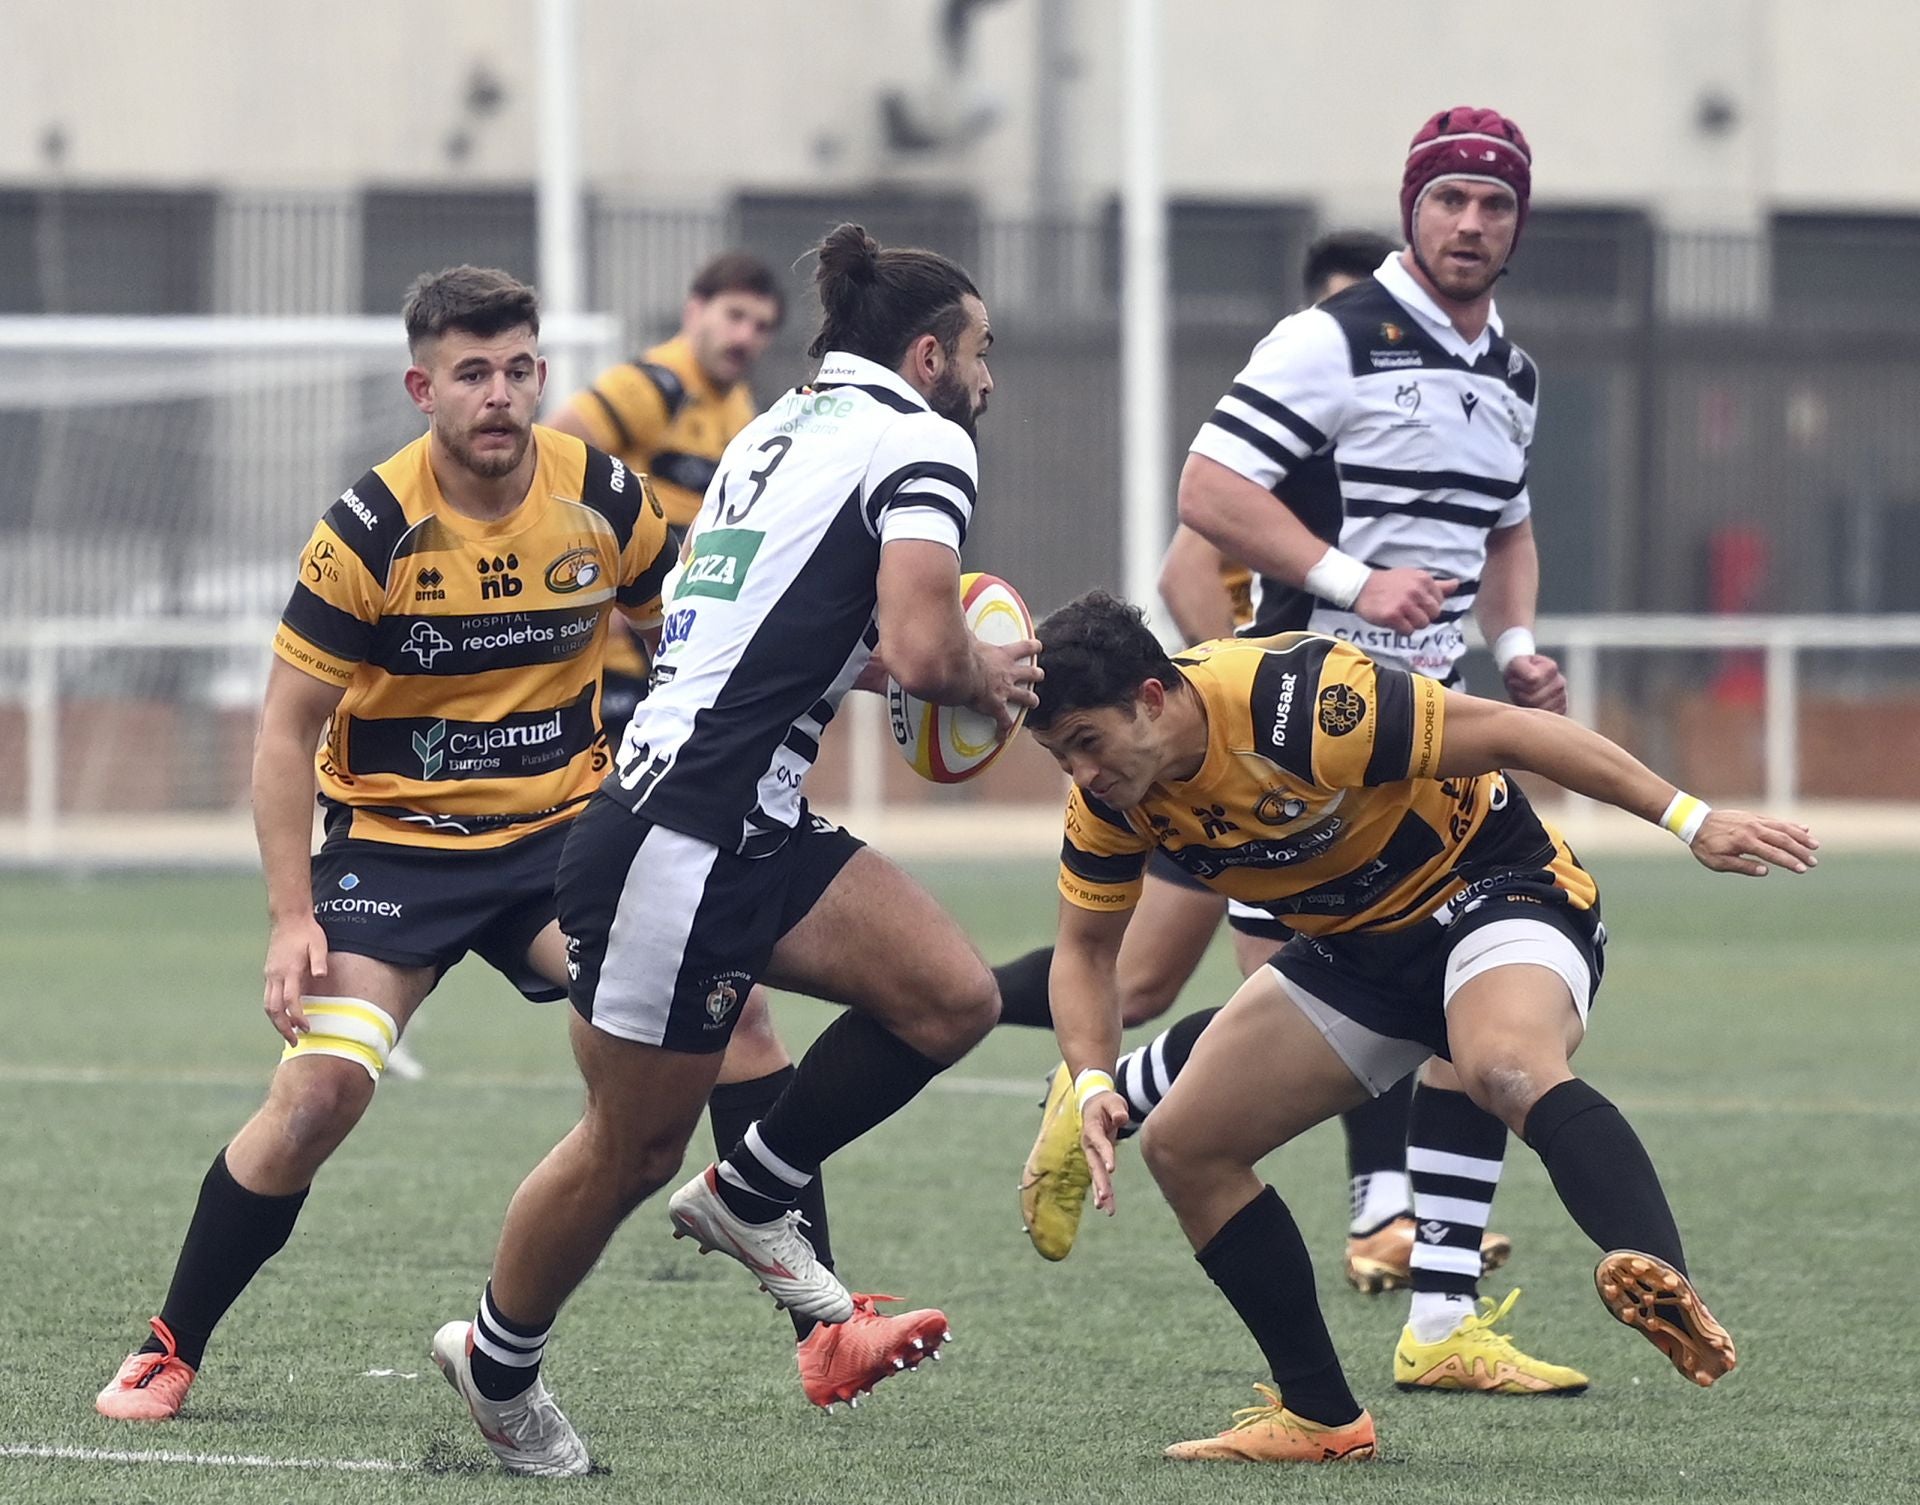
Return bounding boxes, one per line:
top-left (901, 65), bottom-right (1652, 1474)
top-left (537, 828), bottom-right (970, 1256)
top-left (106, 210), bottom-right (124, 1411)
top-left (886, 573), bottom-right (1035, 784)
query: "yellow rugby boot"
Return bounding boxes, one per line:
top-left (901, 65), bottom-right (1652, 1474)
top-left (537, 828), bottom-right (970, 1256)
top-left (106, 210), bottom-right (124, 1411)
top-left (1393, 1290), bottom-right (1590, 1394)
top-left (1165, 1386), bottom-right (1377, 1463)
top-left (1018, 1064), bottom-right (1091, 1261)
top-left (1595, 1250), bottom-right (1736, 1387)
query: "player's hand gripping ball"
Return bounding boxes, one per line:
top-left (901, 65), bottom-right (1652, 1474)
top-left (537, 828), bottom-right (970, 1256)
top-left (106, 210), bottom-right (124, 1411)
top-left (886, 572), bottom-right (1035, 783)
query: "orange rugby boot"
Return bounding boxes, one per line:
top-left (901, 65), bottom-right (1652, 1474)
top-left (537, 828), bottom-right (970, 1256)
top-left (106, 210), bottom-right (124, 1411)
top-left (796, 1294), bottom-right (950, 1410)
top-left (95, 1318), bottom-right (197, 1421)
top-left (1164, 1386), bottom-right (1377, 1463)
top-left (1595, 1249), bottom-right (1736, 1387)
top-left (1344, 1215), bottom-right (1513, 1293)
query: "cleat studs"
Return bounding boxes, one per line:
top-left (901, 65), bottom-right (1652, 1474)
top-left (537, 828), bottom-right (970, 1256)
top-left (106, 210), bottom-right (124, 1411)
top-left (892, 1357), bottom-right (905, 1370)
top-left (911, 1337), bottom-right (924, 1350)
top-left (847, 1396), bottom-right (859, 1409)
top-left (930, 1350), bottom-right (941, 1361)
top-left (941, 1329), bottom-right (953, 1343)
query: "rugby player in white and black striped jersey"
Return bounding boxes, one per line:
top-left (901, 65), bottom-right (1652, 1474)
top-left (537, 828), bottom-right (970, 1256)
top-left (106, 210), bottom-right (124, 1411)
top-left (434, 225), bottom-right (1040, 1474)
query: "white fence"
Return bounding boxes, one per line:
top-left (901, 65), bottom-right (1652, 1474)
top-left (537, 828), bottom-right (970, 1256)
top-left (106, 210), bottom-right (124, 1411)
top-left (4, 613), bottom-right (1919, 867)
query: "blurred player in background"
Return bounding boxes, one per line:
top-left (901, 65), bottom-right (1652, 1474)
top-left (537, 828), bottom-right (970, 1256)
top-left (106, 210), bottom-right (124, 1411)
top-left (1022, 109), bottom-right (1589, 1395)
top-left (433, 224), bottom-right (1038, 1475)
top-left (1032, 592), bottom-right (1812, 1461)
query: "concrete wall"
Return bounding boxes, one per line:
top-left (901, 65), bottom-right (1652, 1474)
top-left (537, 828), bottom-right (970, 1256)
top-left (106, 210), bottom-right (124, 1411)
top-left (2, 1), bottom-right (1917, 220)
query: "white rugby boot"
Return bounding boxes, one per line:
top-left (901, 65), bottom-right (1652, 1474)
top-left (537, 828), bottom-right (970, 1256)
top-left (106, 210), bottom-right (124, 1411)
top-left (430, 1321), bottom-right (590, 1477)
top-left (667, 1164), bottom-right (855, 1324)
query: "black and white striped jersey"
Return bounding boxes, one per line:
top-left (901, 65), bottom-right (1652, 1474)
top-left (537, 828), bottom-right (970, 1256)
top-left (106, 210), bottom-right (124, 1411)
top-left (606, 351), bottom-right (976, 856)
top-left (1192, 253), bottom-right (1538, 683)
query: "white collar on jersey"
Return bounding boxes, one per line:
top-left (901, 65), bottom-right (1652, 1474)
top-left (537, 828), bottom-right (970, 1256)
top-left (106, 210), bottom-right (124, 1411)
top-left (1373, 252), bottom-right (1504, 365)
top-left (810, 350), bottom-right (931, 411)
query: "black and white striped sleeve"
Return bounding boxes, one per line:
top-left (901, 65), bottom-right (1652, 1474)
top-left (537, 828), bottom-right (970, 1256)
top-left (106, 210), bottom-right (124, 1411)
top-left (861, 411), bottom-right (978, 554)
top-left (1189, 307), bottom-right (1350, 490)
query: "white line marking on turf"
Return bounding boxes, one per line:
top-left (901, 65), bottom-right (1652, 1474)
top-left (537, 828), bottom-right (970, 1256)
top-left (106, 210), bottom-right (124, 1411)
top-left (2, 1062), bottom-right (1915, 1118)
top-left (0, 1443), bottom-right (416, 1473)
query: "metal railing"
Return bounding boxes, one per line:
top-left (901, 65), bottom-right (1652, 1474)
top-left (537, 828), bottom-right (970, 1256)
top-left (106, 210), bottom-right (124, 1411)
top-left (5, 614), bottom-right (1920, 863)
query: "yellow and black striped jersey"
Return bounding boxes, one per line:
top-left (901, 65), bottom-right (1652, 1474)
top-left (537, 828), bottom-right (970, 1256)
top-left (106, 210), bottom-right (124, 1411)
top-left (1058, 633), bottom-right (1596, 934)
top-left (273, 427), bottom-right (673, 851)
top-left (562, 334), bottom-right (757, 529)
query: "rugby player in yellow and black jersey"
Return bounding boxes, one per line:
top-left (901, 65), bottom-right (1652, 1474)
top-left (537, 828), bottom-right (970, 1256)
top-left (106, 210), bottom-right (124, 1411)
top-left (548, 252), bottom-right (785, 742)
top-left (93, 265), bottom-right (685, 1422)
top-left (1026, 591), bottom-right (1817, 1463)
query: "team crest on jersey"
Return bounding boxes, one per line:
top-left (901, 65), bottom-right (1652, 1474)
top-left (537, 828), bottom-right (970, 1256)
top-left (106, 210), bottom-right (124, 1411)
top-left (700, 972), bottom-right (750, 1029)
top-left (1379, 322), bottom-right (1405, 345)
top-left (1255, 789), bottom-right (1309, 826)
top-left (1317, 684), bottom-right (1366, 736)
top-left (544, 547), bottom-right (602, 594)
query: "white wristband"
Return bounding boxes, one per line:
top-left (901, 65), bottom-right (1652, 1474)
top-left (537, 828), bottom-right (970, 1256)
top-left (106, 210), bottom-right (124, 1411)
top-left (1659, 791), bottom-right (1712, 845)
top-left (1303, 547), bottom-right (1371, 610)
top-left (1073, 1068), bottom-right (1117, 1114)
top-left (1492, 626), bottom-right (1538, 673)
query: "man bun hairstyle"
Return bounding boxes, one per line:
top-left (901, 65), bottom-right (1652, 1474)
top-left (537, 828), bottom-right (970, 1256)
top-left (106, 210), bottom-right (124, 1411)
top-left (807, 222), bottom-right (980, 364)
top-left (402, 265), bottom-right (540, 356)
top-left (1030, 591), bottom-right (1181, 732)
top-left (690, 250), bottom-right (786, 326)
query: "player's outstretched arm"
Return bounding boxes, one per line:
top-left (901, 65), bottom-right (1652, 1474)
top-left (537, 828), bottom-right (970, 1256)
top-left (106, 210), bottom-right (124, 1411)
top-left (875, 539), bottom-right (1040, 728)
top-left (1434, 691), bottom-right (1820, 877)
top-left (252, 659), bottom-right (346, 1042)
top-left (1051, 900), bottom-right (1134, 1214)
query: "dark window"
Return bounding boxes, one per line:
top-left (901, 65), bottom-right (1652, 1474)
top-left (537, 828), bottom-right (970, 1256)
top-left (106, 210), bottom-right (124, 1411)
top-left (0, 188), bottom-right (215, 314)
top-left (1498, 207), bottom-right (1653, 318)
top-left (360, 188), bottom-right (539, 315)
top-left (1101, 198), bottom-right (1315, 322)
top-left (1772, 212), bottom-right (1920, 319)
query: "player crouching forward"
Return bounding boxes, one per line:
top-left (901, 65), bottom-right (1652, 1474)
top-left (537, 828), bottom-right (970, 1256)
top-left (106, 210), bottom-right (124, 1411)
top-left (1029, 592), bottom-right (1816, 1463)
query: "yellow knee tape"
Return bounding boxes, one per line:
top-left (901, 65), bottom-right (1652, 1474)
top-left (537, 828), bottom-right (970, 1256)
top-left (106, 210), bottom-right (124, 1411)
top-left (281, 997), bottom-right (399, 1082)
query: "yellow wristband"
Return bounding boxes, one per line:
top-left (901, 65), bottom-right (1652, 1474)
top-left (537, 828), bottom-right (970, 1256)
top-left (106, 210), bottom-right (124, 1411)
top-left (1659, 792), bottom-right (1711, 844)
top-left (1073, 1068), bottom-right (1117, 1114)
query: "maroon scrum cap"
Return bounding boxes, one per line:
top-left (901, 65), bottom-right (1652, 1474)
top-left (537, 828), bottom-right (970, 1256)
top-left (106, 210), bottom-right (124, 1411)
top-left (1400, 107), bottom-right (1533, 248)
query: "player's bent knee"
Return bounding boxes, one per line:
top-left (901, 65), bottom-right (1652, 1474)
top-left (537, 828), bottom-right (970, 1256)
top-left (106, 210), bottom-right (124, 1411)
top-left (917, 961), bottom-right (999, 1059)
top-left (1453, 1054), bottom-right (1553, 1131)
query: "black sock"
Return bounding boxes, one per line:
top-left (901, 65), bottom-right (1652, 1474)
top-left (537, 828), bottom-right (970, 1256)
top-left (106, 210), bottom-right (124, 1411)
top-left (138, 1149), bottom-right (309, 1371)
top-left (1196, 1187), bottom-right (1361, 1427)
top-left (1523, 1079), bottom-right (1687, 1274)
top-left (716, 1012), bottom-right (946, 1220)
top-left (1339, 1072), bottom-right (1413, 1184)
top-left (1407, 1083), bottom-right (1507, 1297)
top-left (1112, 1007), bottom-right (1217, 1137)
top-left (709, 1067), bottom-right (833, 1341)
top-left (991, 947), bottom-right (1054, 1029)
top-left (468, 1281), bottom-right (551, 1402)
